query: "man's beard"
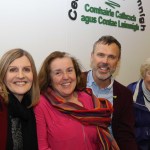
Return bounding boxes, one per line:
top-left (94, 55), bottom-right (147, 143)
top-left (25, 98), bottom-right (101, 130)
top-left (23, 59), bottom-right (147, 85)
top-left (95, 70), bottom-right (112, 81)
top-left (93, 63), bottom-right (116, 81)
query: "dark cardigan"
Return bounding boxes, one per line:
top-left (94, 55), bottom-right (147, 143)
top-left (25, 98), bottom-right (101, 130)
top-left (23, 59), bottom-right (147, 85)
top-left (80, 72), bottom-right (138, 150)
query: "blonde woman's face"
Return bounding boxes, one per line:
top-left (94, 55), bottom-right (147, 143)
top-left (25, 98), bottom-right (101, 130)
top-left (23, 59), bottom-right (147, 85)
top-left (144, 70), bottom-right (150, 91)
top-left (4, 56), bottom-right (33, 101)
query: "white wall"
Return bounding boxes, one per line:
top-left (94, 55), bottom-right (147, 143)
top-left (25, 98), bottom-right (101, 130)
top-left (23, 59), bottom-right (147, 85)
top-left (0, 0), bottom-right (149, 85)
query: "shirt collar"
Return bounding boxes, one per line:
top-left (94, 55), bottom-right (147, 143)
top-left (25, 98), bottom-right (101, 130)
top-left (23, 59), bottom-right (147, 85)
top-left (87, 70), bottom-right (114, 90)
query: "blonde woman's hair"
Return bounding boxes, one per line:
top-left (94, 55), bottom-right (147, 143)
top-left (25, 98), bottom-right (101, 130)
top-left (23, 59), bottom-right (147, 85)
top-left (0, 48), bottom-right (40, 107)
top-left (0, 79), bottom-right (8, 100)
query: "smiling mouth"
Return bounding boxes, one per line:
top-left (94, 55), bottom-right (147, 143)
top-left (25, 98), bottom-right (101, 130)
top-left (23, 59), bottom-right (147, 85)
top-left (14, 81), bottom-right (28, 86)
top-left (61, 82), bottom-right (71, 86)
top-left (98, 63), bottom-right (109, 71)
top-left (98, 66), bottom-right (110, 73)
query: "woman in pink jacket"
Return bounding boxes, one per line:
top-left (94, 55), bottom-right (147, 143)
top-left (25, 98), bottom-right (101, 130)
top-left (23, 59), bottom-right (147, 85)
top-left (34, 51), bottom-right (119, 150)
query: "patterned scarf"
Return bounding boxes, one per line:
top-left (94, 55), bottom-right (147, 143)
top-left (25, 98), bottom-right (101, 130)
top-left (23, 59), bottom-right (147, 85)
top-left (43, 87), bottom-right (120, 150)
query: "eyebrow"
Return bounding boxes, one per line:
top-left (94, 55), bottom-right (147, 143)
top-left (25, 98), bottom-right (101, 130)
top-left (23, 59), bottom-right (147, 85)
top-left (52, 67), bottom-right (74, 72)
top-left (8, 66), bottom-right (32, 67)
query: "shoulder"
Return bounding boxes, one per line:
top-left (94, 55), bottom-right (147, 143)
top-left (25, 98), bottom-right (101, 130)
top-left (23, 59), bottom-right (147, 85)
top-left (0, 96), bottom-right (8, 127)
top-left (0, 95), bottom-right (3, 106)
top-left (0, 96), bottom-right (7, 111)
top-left (78, 91), bottom-right (94, 108)
top-left (113, 80), bottom-right (130, 92)
top-left (127, 81), bottom-right (141, 92)
top-left (127, 81), bottom-right (138, 87)
top-left (78, 91), bottom-right (92, 99)
top-left (113, 80), bottom-right (133, 98)
top-left (34, 94), bottom-right (50, 110)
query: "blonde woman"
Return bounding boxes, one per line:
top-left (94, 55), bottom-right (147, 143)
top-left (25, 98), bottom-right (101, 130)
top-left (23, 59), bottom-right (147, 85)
top-left (0, 48), bottom-right (39, 150)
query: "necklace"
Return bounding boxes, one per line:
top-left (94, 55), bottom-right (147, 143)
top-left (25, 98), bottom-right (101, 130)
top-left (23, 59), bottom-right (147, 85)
top-left (143, 93), bottom-right (150, 103)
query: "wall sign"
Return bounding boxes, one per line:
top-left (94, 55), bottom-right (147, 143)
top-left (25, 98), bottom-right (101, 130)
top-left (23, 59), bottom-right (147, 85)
top-left (68, 0), bottom-right (146, 32)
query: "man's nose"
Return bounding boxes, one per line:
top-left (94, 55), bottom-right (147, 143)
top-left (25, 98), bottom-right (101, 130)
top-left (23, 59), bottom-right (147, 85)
top-left (102, 56), bottom-right (109, 63)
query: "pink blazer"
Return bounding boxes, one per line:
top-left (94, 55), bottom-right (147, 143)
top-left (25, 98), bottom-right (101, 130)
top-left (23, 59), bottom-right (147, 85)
top-left (34, 91), bottom-right (100, 150)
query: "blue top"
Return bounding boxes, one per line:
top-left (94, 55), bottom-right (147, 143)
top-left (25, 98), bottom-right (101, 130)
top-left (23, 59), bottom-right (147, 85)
top-left (87, 70), bottom-right (114, 104)
top-left (128, 79), bottom-right (150, 150)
